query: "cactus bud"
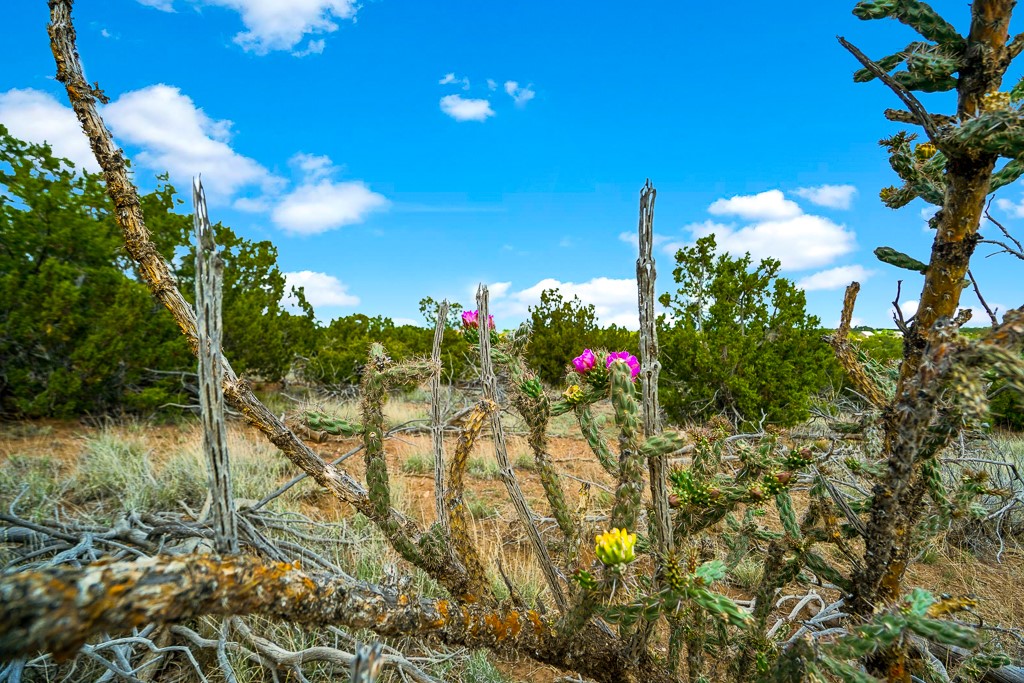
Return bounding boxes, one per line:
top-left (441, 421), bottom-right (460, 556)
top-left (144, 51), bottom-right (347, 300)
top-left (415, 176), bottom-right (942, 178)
top-left (563, 384), bottom-right (584, 404)
top-left (595, 528), bottom-right (637, 566)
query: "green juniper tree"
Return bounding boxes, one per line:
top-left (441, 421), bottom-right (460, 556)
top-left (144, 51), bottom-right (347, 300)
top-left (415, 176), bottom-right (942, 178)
top-left (658, 235), bottom-right (832, 427)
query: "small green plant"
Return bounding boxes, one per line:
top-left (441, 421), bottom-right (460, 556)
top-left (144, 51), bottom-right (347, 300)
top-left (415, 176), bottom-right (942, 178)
top-left (465, 493), bottom-right (498, 520)
top-left (468, 456), bottom-right (502, 480)
top-left (400, 452), bottom-right (432, 475)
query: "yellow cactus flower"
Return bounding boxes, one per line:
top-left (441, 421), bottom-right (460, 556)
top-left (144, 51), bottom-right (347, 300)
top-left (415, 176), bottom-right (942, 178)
top-left (595, 528), bottom-right (636, 566)
top-left (563, 384), bottom-right (584, 403)
top-left (914, 142), bottom-right (937, 160)
top-left (981, 90), bottom-right (1011, 111)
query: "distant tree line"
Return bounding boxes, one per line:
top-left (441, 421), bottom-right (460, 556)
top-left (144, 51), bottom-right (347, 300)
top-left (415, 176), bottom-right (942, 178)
top-left (2, 126), bottom-right (1019, 428)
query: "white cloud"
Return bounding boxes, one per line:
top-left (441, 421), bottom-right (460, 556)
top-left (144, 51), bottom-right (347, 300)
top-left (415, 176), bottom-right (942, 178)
top-left (504, 80), bottom-right (536, 107)
top-left (486, 79), bottom-right (497, 91)
top-left (439, 73), bottom-right (470, 90)
top-left (666, 216), bottom-right (855, 271)
top-left (792, 184), bottom-right (857, 210)
top-left (272, 180), bottom-right (388, 235)
top-left (439, 94), bottom-right (494, 122)
top-left (708, 189), bottom-right (802, 221)
top-left (666, 191), bottom-right (858, 271)
top-left (104, 84), bottom-right (275, 202)
top-left (284, 271), bottom-right (359, 317)
top-left (489, 277), bottom-right (640, 329)
top-left (138, 0), bottom-right (358, 54)
top-left (292, 38), bottom-right (325, 57)
top-left (796, 265), bottom-right (874, 291)
top-left (136, 0), bottom-right (175, 10)
top-left (0, 89), bottom-right (100, 173)
top-left (101, 28), bottom-right (113, 38)
top-left (894, 299), bottom-right (919, 319)
top-left (289, 152), bottom-right (334, 181)
top-left (995, 197), bottom-right (1024, 218)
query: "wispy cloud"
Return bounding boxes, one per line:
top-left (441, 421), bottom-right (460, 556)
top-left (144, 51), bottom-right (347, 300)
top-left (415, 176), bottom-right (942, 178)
top-left (796, 265), bottom-right (873, 291)
top-left (439, 72), bottom-right (471, 90)
top-left (504, 80), bottom-right (535, 107)
top-left (792, 184), bottom-right (857, 210)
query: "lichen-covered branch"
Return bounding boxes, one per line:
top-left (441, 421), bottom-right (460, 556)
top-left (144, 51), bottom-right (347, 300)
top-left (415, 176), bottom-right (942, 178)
top-left (0, 555), bottom-right (676, 683)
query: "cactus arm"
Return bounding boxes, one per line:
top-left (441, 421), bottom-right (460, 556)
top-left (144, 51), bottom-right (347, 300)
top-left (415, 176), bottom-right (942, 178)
top-left (575, 404), bottom-right (618, 475)
top-left (444, 400), bottom-right (498, 603)
top-left (608, 362), bottom-right (644, 532)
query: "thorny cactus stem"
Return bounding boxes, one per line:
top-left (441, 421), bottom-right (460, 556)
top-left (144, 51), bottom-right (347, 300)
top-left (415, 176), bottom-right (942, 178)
top-left (608, 361), bottom-right (644, 533)
top-left (360, 343), bottom-right (438, 565)
top-left (444, 400), bottom-right (499, 603)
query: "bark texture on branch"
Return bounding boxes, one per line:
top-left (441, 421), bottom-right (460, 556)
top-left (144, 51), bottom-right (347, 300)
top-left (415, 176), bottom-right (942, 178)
top-left (193, 177), bottom-right (238, 554)
top-left (0, 555), bottom-right (675, 683)
top-left (635, 179), bottom-right (671, 555)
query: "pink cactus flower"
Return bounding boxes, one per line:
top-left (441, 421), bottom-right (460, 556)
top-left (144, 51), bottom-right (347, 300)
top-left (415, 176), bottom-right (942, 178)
top-left (572, 349), bottom-right (597, 374)
top-left (461, 310), bottom-right (496, 330)
top-left (606, 351), bottom-right (641, 379)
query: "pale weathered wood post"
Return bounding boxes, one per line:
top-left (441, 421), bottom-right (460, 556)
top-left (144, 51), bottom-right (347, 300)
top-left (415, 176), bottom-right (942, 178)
top-left (193, 177), bottom-right (239, 554)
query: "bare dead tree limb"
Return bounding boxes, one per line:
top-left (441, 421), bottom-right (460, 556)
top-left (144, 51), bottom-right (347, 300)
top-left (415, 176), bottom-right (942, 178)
top-left (635, 179), bottom-right (670, 556)
top-left (430, 300), bottom-right (450, 538)
top-left (837, 36), bottom-right (942, 144)
top-left (967, 269), bottom-right (1000, 327)
top-left (0, 555), bottom-right (675, 683)
top-left (825, 282), bottom-right (890, 410)
top-left (193, 177), bottom-right (238, 554)
top-left (477, 285), bottom-right (568, 613)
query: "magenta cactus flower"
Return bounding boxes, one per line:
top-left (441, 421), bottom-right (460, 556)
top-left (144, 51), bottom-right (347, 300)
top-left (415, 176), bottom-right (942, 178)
top-left (606, 351), bottom-right (641, 379)
top-left (461, 310), bottom-right (495, 330)
top-left (572, 349), bottom-right (597, 374)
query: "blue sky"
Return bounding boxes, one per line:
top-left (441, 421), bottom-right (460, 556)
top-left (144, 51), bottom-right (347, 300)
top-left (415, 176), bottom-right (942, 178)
top-left (2, 0), bottom-right (1021, 329)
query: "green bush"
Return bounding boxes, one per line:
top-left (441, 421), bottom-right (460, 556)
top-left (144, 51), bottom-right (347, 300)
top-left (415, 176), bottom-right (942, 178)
top-left (658, 234), bottom-right (833, 427)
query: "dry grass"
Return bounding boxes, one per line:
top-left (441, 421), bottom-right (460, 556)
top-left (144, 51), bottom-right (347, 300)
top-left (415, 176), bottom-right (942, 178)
top-left (3, 398), bottom-right (1024, 678)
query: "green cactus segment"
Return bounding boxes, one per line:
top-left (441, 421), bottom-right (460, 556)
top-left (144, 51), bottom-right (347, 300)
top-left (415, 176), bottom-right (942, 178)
top-left (609, 361), bottom-right (640, 446)
top-left (303, 412), bottom-right (363, 436)
top-left (775, 491), bottom-right (801, 540)
top-left (359, 342), bottom-right (436, 567)
top-left (892, 69), bottom-right (957, 92)
top-left (804, 552), bottom-right (850, 589)
top-left (921, 457), bottom-right (952, 512)
top-left (608, 362), bottom-right (643, 532)
top-left (991, 157), bottom-right (1024, 191)
top-left (575, 404), bottom-right (618, 475)
top-left (639, 431), bottom-right (687, 459)
top-left (550, 386), bottom-right (605, 416)
top-left (951, 110), bottom-right (1024, 157)
top-left (854, 49), bottom-right (913, 82)
top-left (852, 0), bottom-right (963, 46)
top-left (601, 567), bottom-right (750, 630)
top-left (611, 447), bottom-right (645, 533)
top-left (492, 342), bottom-right (575, 542)
top-left (874, 246), bottom-right (929, 273)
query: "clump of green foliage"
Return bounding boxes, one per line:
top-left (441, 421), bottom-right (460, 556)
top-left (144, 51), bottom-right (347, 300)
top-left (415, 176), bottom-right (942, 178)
top-left (658, 234), bottom-right (834, 427)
